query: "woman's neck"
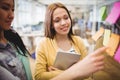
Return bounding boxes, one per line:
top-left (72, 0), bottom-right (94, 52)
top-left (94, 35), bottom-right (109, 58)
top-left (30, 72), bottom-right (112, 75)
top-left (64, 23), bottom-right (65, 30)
top-left (0, 30), bottom-right (7, 44)
top-left (55, 34), bottom-right (72, 51)
top-left (55, 34), bottom-right (69, 42)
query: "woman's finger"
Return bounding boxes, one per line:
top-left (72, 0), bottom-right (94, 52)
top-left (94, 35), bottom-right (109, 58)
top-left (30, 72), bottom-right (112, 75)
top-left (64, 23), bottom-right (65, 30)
top-left (92, 47), bottom-right (108, 56)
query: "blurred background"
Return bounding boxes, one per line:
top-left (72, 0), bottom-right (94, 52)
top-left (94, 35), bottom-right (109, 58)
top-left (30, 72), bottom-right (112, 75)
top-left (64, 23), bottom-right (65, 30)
top-left (12, 0), bottom-right (119, 54)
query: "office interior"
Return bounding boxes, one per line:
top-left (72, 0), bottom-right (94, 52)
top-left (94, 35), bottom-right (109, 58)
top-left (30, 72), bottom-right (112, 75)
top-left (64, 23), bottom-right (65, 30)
top-left (12, 0), bottom-right (120, 79)
top-left (13, 0), bottom-right (119, 55)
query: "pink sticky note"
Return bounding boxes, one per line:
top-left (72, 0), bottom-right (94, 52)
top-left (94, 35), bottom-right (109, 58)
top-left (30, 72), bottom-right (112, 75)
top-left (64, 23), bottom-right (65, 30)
top-left (106, 1), bottom-right (120, 24)
top-left (114, 45), bottom-right (120, 63)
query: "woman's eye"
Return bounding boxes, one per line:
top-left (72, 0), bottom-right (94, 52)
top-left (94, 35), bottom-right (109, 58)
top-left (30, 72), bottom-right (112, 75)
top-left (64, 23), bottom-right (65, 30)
top-left (12, 8), bottom-right (14, 12)
top-left (64, 16), bottom-right (69, 20)
top-left (54, 18), bottom-right (60, 23)
top-left (1, 6), bottom-right (9, 11)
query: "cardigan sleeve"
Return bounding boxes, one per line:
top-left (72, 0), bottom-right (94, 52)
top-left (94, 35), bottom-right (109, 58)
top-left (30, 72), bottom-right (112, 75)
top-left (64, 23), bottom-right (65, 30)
top-left (73, 36), bottom-right (88, 59)
top-left (34, 38), bottom-right (63, 80)
top-left (79, 37), bottom-right (87, 59)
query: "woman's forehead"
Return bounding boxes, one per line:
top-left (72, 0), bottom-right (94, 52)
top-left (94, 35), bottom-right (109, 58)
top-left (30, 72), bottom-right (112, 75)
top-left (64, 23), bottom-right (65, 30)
top-left (0, 0), bottom-right (14, 4)
top-left (0, 0), bottom-right (14, 7)
top-left (53, 8), bottom-right (67, 16)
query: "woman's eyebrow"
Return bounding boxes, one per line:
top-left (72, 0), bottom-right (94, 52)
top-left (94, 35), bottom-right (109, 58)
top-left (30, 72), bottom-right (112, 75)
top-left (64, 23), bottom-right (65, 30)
top-left (2, 2), bottom-right (14, 8)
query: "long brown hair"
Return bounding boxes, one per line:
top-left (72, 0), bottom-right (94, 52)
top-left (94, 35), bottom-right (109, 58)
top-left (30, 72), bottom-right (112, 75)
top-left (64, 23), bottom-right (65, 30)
top-left (44, 2), bottom-right (74, 40)
top-left (4, 29), bottom-right (30, 56)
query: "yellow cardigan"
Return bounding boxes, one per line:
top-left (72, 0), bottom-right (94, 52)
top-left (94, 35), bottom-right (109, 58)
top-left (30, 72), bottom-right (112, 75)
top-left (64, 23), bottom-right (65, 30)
top-left (34, 36), bottom-right (87, 80)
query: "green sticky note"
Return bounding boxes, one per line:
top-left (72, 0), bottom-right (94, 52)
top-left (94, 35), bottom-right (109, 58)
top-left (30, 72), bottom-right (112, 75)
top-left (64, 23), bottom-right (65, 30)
top-left (100, 6), bottom-right (107, 21)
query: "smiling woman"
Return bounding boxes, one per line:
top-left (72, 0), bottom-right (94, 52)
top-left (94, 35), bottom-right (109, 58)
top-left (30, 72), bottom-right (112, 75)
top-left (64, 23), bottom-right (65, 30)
top-left (34, 2), bottom-right (87, 80)
top-left (34, 2), bottom-right (108, 80)
top-left (0, 0), bottom-right (32, 80)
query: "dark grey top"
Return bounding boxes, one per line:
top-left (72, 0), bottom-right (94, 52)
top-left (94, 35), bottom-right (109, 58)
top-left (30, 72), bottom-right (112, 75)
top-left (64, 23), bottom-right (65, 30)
top-left (0, 42), bottom-right (27, 80)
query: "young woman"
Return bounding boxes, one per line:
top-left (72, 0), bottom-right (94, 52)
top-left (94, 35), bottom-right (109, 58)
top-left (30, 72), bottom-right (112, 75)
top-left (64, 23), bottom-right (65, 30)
top-left (0, 0), bottom-right (32, 80)
top-left (34, 2), bottom-right (106, 80)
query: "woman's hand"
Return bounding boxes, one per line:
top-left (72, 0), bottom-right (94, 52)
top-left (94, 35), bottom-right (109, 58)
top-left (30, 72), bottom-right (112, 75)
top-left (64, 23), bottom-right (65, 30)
top-left (48, 66), bottom-right (59, 72)
top-left (71, 46), bottom-right (108, 78)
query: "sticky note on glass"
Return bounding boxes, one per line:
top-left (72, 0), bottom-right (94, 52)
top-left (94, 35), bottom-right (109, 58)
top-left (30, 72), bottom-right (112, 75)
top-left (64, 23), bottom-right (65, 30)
top-left (114, 45), bottom-right (120, 63)
top-left (103, 29), bottom-right (111, 46)
top-left (106, 2), bottom-right (120, 24)
top-left (106, 34), bottom-right (120, 56)
top-left (100, 6), bottom-right (107, 21)
top-left (92, 27), bottom-right (104, 41)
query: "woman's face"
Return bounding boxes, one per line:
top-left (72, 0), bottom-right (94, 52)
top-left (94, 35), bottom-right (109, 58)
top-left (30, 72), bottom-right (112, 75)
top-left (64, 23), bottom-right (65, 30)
top-left (52, 8), bottom-right (71, 36)
top-left (0, 0), bottom-right (14, 30)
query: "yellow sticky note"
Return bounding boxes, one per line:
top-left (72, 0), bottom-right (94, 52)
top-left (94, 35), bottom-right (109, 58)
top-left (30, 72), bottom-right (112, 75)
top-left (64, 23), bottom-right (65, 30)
top-left (106, 33), bottom-right (120, 56)
top-left (92, 27), bottom-right (104, 41)
top-left (103, 29), bottom-right (111, 46)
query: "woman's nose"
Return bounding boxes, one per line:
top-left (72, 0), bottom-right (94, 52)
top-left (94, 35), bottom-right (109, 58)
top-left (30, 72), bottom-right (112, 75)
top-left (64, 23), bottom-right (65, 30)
top-left (61, 19), bottom-right (66, 25)
top-left (8, 10), bottom-right (14, 19)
